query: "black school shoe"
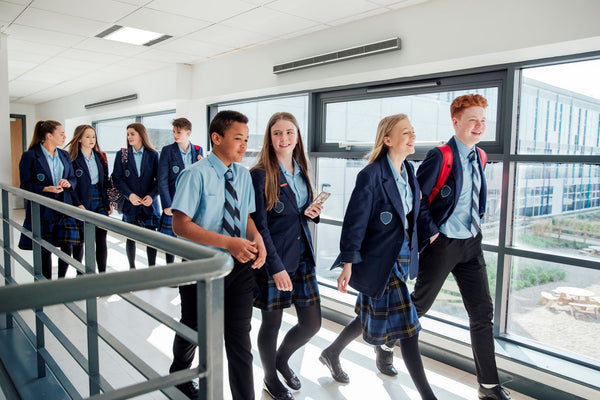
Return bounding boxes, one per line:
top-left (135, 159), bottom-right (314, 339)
top-left (375, 346), bottom-right (398, 376)
top-left (263, 379), bottom-right (294, 400)
top-left (175, 381), bottom-right (199, 399)
top-left (478, 385), bottom-right (513, 400)
top-left (319, 349), bottom-right (350, 383)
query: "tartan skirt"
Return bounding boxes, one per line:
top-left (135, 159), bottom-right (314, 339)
top-left (123, 209), bottom-right (159, 230)
top-left (354, 240), bottom-right (420, 345)
top-left (76, 186), bottom-right (108, 240)
top-left (157, 213), bottom-right (174, 236)
top-left (19, 212), bottom-right (81, 249)
top-left (254, 238), bottom-right (320, 311)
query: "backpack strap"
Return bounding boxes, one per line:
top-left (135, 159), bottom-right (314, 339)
top-left (477, 147), bottom-right (487, 167)
top-left (121, 147), bottom-right (128, 164)
top-left (427, 144), bottom-right (453, 207)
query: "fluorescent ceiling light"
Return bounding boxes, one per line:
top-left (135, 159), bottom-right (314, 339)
top-left (96, 25), bottom-right (172, 46)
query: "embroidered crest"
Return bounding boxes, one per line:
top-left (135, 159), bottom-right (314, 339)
top-left (75, 169), bottom-right (84, 177)
top-left (36, 173), bottom-right (45, 182)
top-left (274, 201), bottom-right (285, 213)
top-left (380, 211), bottom-right (393, 225)
top-left (125, 170), bottom-right (130, 177)
top-left (440, 185), bottom-right (451, 198)
top-left (172, 165), bottom-right (180, 174)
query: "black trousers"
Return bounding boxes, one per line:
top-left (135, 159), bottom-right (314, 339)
top-left (170, 260), bottom-right (255, 400)
top-left (411, 232), bottom-right (499, 385)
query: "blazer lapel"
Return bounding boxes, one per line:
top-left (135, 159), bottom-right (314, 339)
top-left (448, 138), bottom-right (462, 204)
top-left (174, 144), bottom-right (186, 171)
top-left (93, 151), bottom-right (104, 185)
top-left (381, 158), bottom-right (406, 225)
top-left (128, 146), bottom-right (140, 177)
top-left (35, 146), bottom-right (54, 184)
top-left (278, 169), bottom-right (299, 211)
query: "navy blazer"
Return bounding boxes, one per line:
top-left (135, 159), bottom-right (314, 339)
top-left (157, 142), bottom-right (203, 210)
top-left (416, 136), bottom-right (487, 249)
top-left (335, 156), bottom-right (420, 300)
top-left (251, 167), bottom-right (318, 277)
top-left (19, 144), bottom-right (78, 225)
top-left (71, 150), bottom-right (110, 212)
top-left (111, 146), bottom-right (160, 217)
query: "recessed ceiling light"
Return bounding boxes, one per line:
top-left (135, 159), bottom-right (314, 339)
top-left (96, 25), bottom-right (172, 46)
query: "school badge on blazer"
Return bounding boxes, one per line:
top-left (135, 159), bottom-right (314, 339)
top-left (440, 185), bottom-right (451, 197)
top-left (75, 169), bottom-right (84, 177)
top-left (124, 170), bottom-right (130, 177)
top-left (380, 211), bottom-right (393, 225)
top-left (172, 165), bottom-right (180, 174)
top-left (274, 201), bottom-right (285, 213)
top-left (37, 173), bottom-right (45, 182)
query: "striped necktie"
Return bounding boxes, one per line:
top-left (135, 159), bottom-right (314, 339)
top-left (469, 150), bottom-right (481, 237)
top-left (223, 168), bottom-right (241, 237)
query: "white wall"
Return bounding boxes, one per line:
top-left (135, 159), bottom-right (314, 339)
top-left (0, 33), bottom-right (10, 184)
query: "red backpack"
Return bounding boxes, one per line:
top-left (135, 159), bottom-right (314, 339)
top-left (426, 144), bottom-right (487, 207)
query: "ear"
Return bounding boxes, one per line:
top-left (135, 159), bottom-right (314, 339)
top-left (452, 117), bottom-right (459, 128)
top-left (211, 132), bottom-right (221, 145)
top-left (383, 136), bottom-right (392, 146)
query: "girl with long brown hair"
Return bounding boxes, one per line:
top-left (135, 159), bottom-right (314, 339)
top-left (250, 112), bottom-right (322, 400)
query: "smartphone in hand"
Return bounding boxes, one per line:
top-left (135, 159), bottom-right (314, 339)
top-left (309, 191), bottom-right (331, 208)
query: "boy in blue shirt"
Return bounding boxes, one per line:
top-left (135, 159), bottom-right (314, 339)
top-left (168, 111), bottom-right (266, 400)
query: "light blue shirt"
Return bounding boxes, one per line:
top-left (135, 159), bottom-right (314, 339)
top-left (280, 159), bottom-right (309, 210)
top-left (178, 143), bottom-right (192, 170)
top-left (172, 152), bottom-right (255, 249)
top-left (40, 145), bottom-right (64, 186)
top-left (440, 137), bottom-right (479, 239)
top-left (133, 147), bottom-right (144, 177)
top-left (83, 151), bottom-right (99, 185)
top-left (387, 154), bottom-right (413, 226)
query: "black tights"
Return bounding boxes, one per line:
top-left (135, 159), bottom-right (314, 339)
top-left (258, 303), bottom-right (321, 391)
top-left (41, 245), bottom-right (72, 280)
top-left (325, 316), bottom-right (436, 400)
top-left (126, 236), bottom-right (157, 269)
top-left (72, 227), bottom-right (108, 273)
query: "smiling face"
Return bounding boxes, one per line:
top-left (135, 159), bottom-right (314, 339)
top-left (384, 118), bottom-right (416, 158)
top-left (46, 125), bottom-right (66, 147)
top-left (211, 121), bottom-right (249, 166)
top-left (270, 119), bottom-right (298, 161)
top-left (127, 127), bottom-right (142, 149)
top-left (453, 106), bottom-right (486, 148)
top-left (79, 128), bottom-right (96, 151)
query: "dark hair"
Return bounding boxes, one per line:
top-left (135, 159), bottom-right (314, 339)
top-left (66, 125), bottom-right (102, 161)
top-left (450, 94), bottom-right (488, 118)
top-left (209, 110), bottom-right (248, 145)
top-left (172, 117), bottom-right (192, 131)
top-left (127, 123), bottom-right (156, 152)
top-left (28, 120), bottom-right (62, 150)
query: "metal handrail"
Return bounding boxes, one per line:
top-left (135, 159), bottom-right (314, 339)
top-left (0, 182), bottom-right (232, 400)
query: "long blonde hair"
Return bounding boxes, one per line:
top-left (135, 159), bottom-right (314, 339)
top-left (252, 112), bottom-right (314, 211)
top-left (367, 114), bottom-right (408, 164)
top-left (66, 125), bottom-right (102, 161)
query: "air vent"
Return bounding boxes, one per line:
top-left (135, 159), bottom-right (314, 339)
top-left (84, 94), bottom-right (138, 109)
top-left (273, 37), bottom-right (401, 74)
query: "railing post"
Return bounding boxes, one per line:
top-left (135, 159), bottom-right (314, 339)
top-left (197, 278), bottom-right (224, 400)
top-left (31, 201), bottom-right (46, 378)
top-left (1, 189), bottom-right (12, 330)
top-left (84, 221), bottom-right (101, 395)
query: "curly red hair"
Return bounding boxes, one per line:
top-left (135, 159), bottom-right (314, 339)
top-left (450, 94), bottom-right (488, 118)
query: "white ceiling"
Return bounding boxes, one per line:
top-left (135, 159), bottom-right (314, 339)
top-left (1, 0), bottom-right (427, 105)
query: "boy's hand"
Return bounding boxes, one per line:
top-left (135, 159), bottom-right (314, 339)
top-left (227, 237), bottom-right (259, 264)
top-left (250, 237), bottom-right (266, 270)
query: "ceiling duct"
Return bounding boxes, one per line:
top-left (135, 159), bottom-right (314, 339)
top-left (273, 37), bottom-right (401, 74)
top-left (84, 94), bottom-right (138, 109)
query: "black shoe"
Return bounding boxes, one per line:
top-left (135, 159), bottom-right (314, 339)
top-left (319, 349), bottom-right (350, 383)
top-left (478, 385), bottom-right (513, 400)
top-left (277, 365), bottom-right (301, 390)
top-left (175, 381), bottom-right (199, 399)
top-left (263, 379), bottom-right (294, 400)
top-left (375, 346), bottom-right (398, 376)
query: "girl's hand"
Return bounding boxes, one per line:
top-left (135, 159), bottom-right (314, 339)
top-left (78, 205), bottom-right (85, 209)
top-left (108, 205), bottom-right (113, 216)
top-left (304, 203), bottom-right (323, 218)
top-left (57, 179), bottom-right (71, 188)
top-left (43, 186), bottom-right (63, 193)
top-left (273, 270), bottom-right (293, 291)
top-left (337, 263), bottom-right (352, 293)
top-left (141, 195), bottom-right (153, 207)
top-left (129, 193), bottom-right (142, 205)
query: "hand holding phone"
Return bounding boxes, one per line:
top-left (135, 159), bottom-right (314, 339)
top-left (309, 191), bottom-right (331, 208)
top-left (305, 191), bottom-right (330, 218)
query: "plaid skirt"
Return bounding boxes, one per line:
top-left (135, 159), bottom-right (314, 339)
top-left (254, 238), bottom-right (320, 311)
top-left (76, 186), bottom-right (108, 239)
top-left (19, 212), bottom-right (81, 249)
top-left (157, 213), bottom-right (174, 236)
top-left (355, 240), bottom-right (420, 345)
top-left (123, 209), bottom-right (159, 230)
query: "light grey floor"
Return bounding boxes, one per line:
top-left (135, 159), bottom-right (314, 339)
top-left (6, 209), bottom-right (535, 399)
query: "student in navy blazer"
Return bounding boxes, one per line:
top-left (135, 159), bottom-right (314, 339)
top-left (250, 112), bottom-right (322, 400)
top-left (18, 120), bottom-right (79, 280)
top-left (412, 95), bottom-right (510, 400)
top-left (320, 115), bottom-right (437, 400)
top-left (66, 125), bottom-right (111, 273)
top-left (157, 118), bottom-right (203, 263)
top-left (112, 123), bottom-right (160, 269)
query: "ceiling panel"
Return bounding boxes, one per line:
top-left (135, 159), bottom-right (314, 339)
top-left (9, 79), bottom-right (47, 98)
top-left (5, 24), bottom-right (85, 47)
top-left (328, 7), bottom-right (390, 26)
top-left (387, 0), bottom-right (429, 9)
top-left (0, 1), bottom-right (26, 21)
top-left (74, 37), bottom-right (148, 57)
top-left (30, 0), bottom-right (138, 23)
top-left (154, 37), bottom-right (225, 59)
top-left (117, 7), bottom-right (211, 37)
top-left (8, 60), bottom-right (37, 80)
top-left (147, 0), bottom-right (256, 23)
top-left (186, 23), bottom-right (273, 48)
top-left (223, 7), bottom-right (319, 37)
top-left (59, 48), bottom-right (124, 65)
top-left (7, 38), bottom-right (68, 57)
top-left (136, 48), bottom-right (203, 64)
top-left (267, 0), bottom-right (379, 24)
top-left (14, 7), bottom-right (109, 36)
